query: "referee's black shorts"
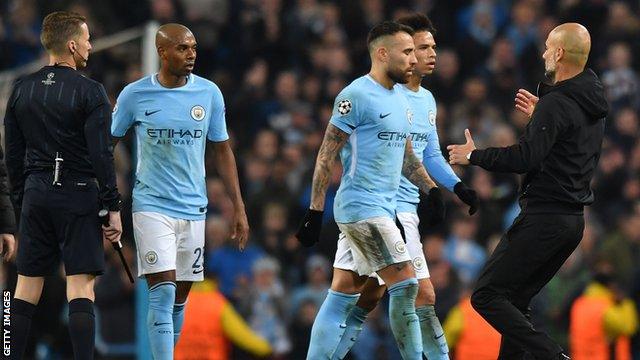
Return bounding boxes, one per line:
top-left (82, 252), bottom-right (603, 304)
top-left (17, 172), bottom-right (104, 277)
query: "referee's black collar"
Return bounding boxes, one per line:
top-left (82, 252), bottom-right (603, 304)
top-left (44, 64), bottom-right (76, 70)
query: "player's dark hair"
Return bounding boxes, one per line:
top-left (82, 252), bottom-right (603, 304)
top-left (397, 13), bottom-right (437, 35)
top-left (367, 21), bottom-right (415, 51)
top-left (41, 11), bottom-right (86, 55)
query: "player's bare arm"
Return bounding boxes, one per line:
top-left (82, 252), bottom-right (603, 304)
top-left (213, 140), bottom-right (249, 250)
top-left (310, 124), bottom-right (349, 211)
top-left (402, 139), bottom-right (437, 193)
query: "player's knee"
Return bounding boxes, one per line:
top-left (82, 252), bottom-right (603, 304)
top-left (175, 281), bottom-right (193, 304)
top-left (146, 270), bottom-right (176, 287)
top-left (357, 290), bottom-right (384, 312)
top-left (399, 261), bottom-right (417, 279)
top-left (416, 282), bottom-right (436, 306)
top-left (378, 260), bottom-right (416, 285)
top-left (330, 269), bottom-right (366, 294)
top-left (357, 300), bottom-right (377, 313)
top-left (331, 279), bottom-right (361, 294)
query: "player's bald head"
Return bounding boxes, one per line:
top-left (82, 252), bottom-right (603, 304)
top-left (155, 23), bottom-right (194, 49)
top-left (155, 23), bottom-right (197, 77)
top-left (548, 23), bottom-right (591, 67)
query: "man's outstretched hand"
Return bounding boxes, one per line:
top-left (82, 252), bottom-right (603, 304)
top-left (0, 233), bottom-right (15, 262)
top-left (448, 129), bottom-right (476, 165)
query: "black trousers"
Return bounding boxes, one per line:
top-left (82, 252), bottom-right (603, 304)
top-left (471, 212), bottom-right (584, 360)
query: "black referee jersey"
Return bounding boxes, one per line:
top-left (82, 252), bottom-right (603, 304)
top-left (3, 64), bottom-right (120, 211)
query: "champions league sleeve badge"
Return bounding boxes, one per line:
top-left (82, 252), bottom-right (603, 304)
top-left (337, 99), bottom-right (352, 116)
top-left (191, 105), bottom-right (206, 121)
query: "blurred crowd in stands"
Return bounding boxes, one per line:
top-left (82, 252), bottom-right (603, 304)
top-left (1, 0), bottom-right (640, 358)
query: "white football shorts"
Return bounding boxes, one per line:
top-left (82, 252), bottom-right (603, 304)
top-left (334, 212), bottom-right (429, 284)
top-left (334, 216), bottom-right (412, 276)
top-left (133, 211), bottom-right (205, 281)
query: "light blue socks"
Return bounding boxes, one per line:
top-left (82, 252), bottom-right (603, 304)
top-left (147, 282), bottom-right (176, 360)
top-left (416, 305), bottom-right (450, 359)
top-left (306, 290), bottom-right (360, 359)
top-left (172, 301), bottom-right (187, 346)
top-left (333, 305), bottom-right (369, 359)
top-left (388, 278), bottom-right (422, 360)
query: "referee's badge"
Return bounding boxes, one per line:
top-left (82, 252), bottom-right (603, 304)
top-left (191, 105), bottom-right (206, 121)
top-left (145, 251), bottom-right (158, 265)
top-left (428, 110), bottom-right (436, 126)
top-left (42, 72), bottom-right (56, 86)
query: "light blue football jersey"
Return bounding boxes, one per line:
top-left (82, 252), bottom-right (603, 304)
top-left (396, 85), bottom-right (460, 213)
top-left (330, 75), bottom-right (413, 223)
top-left (111, 74), bottom-right (228, 220)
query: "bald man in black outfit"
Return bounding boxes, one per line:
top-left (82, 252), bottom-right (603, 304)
top-left (448, 23), bottom-right (608, 360)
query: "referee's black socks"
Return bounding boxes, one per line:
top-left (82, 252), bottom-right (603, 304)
top-left (9, 298), bottom-right (36, 360)
top-left (68, 298), bottom-right (96, 360)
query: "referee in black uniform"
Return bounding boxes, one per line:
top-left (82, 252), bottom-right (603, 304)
top-left (4, 11), bottom-right (122, 360)
top-left (448, 23), bottom-right (608, 359)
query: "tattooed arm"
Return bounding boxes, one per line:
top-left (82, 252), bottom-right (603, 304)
top-left (402, 139), bottom-right (437, 193)
top-left (309, 124), bottom-right (349, 210)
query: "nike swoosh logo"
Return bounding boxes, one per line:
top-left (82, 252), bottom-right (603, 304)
top-left (379, 113), bottom-right (391, 119)
top-left (339, 324), bottom-right (347, 329)
top-left (350, 337), bottom-right (356, 342)
top-left (192, 268), bottom-right (204, 274)
top-left (153, 322), bottom-right (171, 326)
top-left (434, 333), bottom-right (444, 339)
top-left (304, 221), bottom-right (310, 228)
top-left (145, 109), bottom-right (161, 116)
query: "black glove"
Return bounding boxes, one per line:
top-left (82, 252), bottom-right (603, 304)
top-left (454, 182), bottom-right (478, 215)
top-left (295, 209), bottom-right (324, 247)
top-left (417, 187), bottom-right (446, 227)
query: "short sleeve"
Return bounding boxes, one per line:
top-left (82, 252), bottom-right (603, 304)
top-left (329, 87), bottom-right (362, 135)
top-left (207, 85), bottom-right (229, 142)
top-left (111, 84), bottom-right (136, 137)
